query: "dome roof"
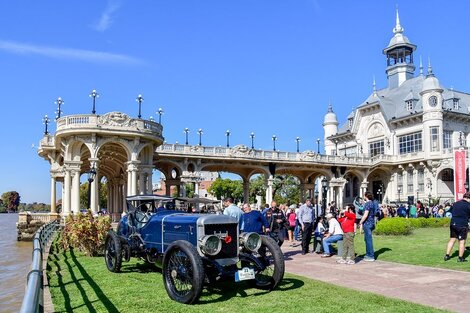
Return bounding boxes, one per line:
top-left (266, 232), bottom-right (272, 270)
top-left (387, 33), bottom-right (412, 49)
top-left (422, 64), bottom-right (442, 92)
top-left (323, 104), bottom-right (338, 125)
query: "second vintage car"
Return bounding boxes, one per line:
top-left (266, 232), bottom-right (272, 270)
top-left (104, 195), bottom-right (285, 304)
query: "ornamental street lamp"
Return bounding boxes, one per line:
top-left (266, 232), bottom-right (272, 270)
top-left (55, 97), bottom-right (64, 119)
top-left (136, 94), bottom-right (144, 119)
top-left (87, 168), bottom-right (96, 210)
top-left (184, 128), bottom-right (190, 145)
top-left (198, 129), bottom-right (203, 146)
top-left (397, 186), bottom-right (401, 203)
top-left (316, 138), bottom-right (320, 154)
top-left (321, 177), bottom-right (329, 218)
top-left (89, 89), bottom-right (99, 114)
top-left (250, 132), bottom-right (255, 149)
top-left (416, 188), bottom-right (419, 203)
top-left (334, 139), bottom-right (339, 156)
top-left (226, 130), bottom-right (231, 147)
top-left (43, 115), bottom-right (50, 135)
top-left (296, 137), bottom-right (300, 153)
top-left (272, 135), bottom-right (277, 151)
top-left (157, 108), bottom-right (164, 124)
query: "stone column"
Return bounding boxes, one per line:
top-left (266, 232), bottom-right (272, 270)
top-left (243, 178), bottom-right (250, 204)
top-left (138, 172), bottom-right (145, 194)
top-left (299, 183), bottom-right (306, 203)
top-left (63, 170), bottom-right (71, 216)
top-left (50, 176), bottom-right (57, 213)
top-left (165, 182), bottom-right (171, 196)
top-left (338, 186), bottom-right (344, 209)
top-left (71, 170), bottom-right (80, 214)
top-left (265, 175), bottom-right (274, 205)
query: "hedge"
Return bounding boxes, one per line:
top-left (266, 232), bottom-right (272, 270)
top-left (375, 217), bottom-right (450, 236)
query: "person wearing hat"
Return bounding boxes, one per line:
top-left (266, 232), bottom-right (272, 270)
top-left (444, 192), bottom-right (470, 262)
top-left (322, 212), bottom-right (343, 257)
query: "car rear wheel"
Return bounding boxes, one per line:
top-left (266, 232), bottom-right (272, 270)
top-left (253, 235), bottom-right (285, 290)
top-left (162, 240), bottom-right (204, 304)
top-left (104, 231), bottom-right (122, 273)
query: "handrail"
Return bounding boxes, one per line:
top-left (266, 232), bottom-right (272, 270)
top-left (20, 220), bottom-right (59, 313)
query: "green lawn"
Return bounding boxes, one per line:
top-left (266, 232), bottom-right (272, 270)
top-left (47, 240), bottom-right (448, 313)
top-left (353, 227), bottom-right (470, 271)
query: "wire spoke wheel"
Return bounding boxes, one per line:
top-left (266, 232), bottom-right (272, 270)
top-left (252, 235), bottom-right (284, 290)
top-left (163, 241), bottom-right (204, 304)
top-left (104, 231), bottom-right (122, 272)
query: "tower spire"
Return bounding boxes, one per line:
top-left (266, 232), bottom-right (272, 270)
top-left (427, 57), bottom-right (434, 77)
top-left (373, 76), bottom-right (378, 97)
top-left (393, 7), bottom-right (404, 34)
top-left (419, 55), bottom-right (423, 75)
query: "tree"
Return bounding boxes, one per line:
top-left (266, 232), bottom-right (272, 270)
top-left (249, 175), bottom-right (267, 203)
top-left (80, 182), bottom-right (108, 210)
top-left (272, 175), bottom-right (301, 205)
top-left (207, 178), bottom-right (243, 202)
top-left (1, 191), bottom-right (20, 212)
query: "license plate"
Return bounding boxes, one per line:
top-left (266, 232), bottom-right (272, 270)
top-left (235, 267), bottom-right (255, 282)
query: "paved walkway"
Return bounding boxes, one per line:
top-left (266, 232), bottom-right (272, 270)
top-left (281, 243), bottom-right (470, 313)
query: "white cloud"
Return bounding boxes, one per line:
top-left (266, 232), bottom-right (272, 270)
top-left (94, 0), bottom-right (122, 32)
top-left (0, 40), bottom-right (142, 65)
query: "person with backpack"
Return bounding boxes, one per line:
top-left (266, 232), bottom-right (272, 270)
top-left (359, 191), bottom-right (377, 262)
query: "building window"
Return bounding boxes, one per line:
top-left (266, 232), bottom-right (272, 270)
top-left (397, 172), bottom-right (403, 188)
top-left (348, 118), bottom-right (353, 128)
top-left (443, 131), bottom-right (452, 149)
top-left (417, 168), bottom-right (424, 192)
top-left (369, 140), bottom-right (384, 157)
top-left (406, 100), bottom-right (413, 111)
top-left (453, 99), bottom-right (460, 110)
top-left (407, 169), bottom-right (414, 193)
top-left (398, 132), bottom-right (422, 154)
top-left (441, 169), bottom-right (453, 181)
top-left (430, 127), bottom-right (440, 152)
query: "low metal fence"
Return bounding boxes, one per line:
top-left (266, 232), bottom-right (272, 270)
top-left (20, 220), bottom-right (59, 313)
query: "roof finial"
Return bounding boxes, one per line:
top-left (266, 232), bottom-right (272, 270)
top-left (327, 101), bottom-right (333, 113)
top-left (373, 75), bottom-right (378, 97)
top-left (419, 55), bottom-right (423, 75)
top-left (393, 6), bottom-right (404, 34)
top-left (427, 57), bottom-right (434, 77)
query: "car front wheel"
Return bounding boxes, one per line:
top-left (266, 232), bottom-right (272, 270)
top-left (104, 230), bottom-right (122, 273)
top-left (162, 240), bottom-right (205, 304)
top-left (253, 235), bottom-right (285, 290)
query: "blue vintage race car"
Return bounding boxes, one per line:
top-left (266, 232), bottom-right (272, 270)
top-left (104, 195), bottom-right (285, 304)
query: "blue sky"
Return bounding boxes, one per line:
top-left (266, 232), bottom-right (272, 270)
top-left (2, 0), bottom-right (470, 203)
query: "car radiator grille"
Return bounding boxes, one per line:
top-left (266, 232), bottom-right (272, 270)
top-left (204, 223), bottom-right (238, 259)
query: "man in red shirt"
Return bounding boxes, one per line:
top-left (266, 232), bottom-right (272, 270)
top-left (337, 204), bottom-right (356, 264)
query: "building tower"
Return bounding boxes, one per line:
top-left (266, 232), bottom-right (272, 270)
top-left (383, 9), bottom-right (417, 88)
top-left (323, 103), bottom-right (338, 155)
top-left (420, 62), bottom-right (443, 157)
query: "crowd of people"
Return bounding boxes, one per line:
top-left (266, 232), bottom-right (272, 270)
top-left (221, 192), bottom-right (381, 265)
top-left (221, 191), bottom-right (470, 264)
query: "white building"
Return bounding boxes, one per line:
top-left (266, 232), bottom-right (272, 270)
top-left (324, 10), bottom-right (470, 205)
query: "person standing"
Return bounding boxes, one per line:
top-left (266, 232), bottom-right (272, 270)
top-left (444, 192), bottom-right (470, 262)
top-left (240, 203), bottom-right (270, 234)
top-left (264, 201), bottom-right (286, 247)
top-left (359, 191), bottom-right (377, 262)
top-left (223, 197), bottom-right (243, 225)
top-left (337, 204), bottom-right (356, 264)
top-left (298, 199), bottom-right (315, 255)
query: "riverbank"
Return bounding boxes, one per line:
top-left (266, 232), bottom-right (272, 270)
top-left (0, 214), bottom-right (33, 313)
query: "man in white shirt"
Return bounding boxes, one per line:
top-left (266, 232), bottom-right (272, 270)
top-left (321, 213), bottom-right (344, 257)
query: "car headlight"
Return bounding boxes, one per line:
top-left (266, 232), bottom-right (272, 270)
top-left (199, 235), bottom-right (222, 256)
top-left (240, 232), bottom-right (261, 252)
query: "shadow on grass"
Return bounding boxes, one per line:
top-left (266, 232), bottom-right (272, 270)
top-left (120, 261), bottom-right (161, 273)
top-left (356, 247), bottom-right (392, 260)
top-left (198, 277), bottom-right (304, 304)
top-left (47, 243), bottom-right (72, 313)
top-left (68, 249), bottom-right (120, 313)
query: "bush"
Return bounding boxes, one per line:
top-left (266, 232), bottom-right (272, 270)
top-left (61, 210), bottom-right (111, 256)
top-left (375, 218), bottom-right (413, 236)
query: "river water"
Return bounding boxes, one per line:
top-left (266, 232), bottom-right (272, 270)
top-left (0, 214), bottom-right (33, 313)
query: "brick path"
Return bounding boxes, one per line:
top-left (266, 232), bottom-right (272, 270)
top-left (281, 243), bottom-right (470, 313)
